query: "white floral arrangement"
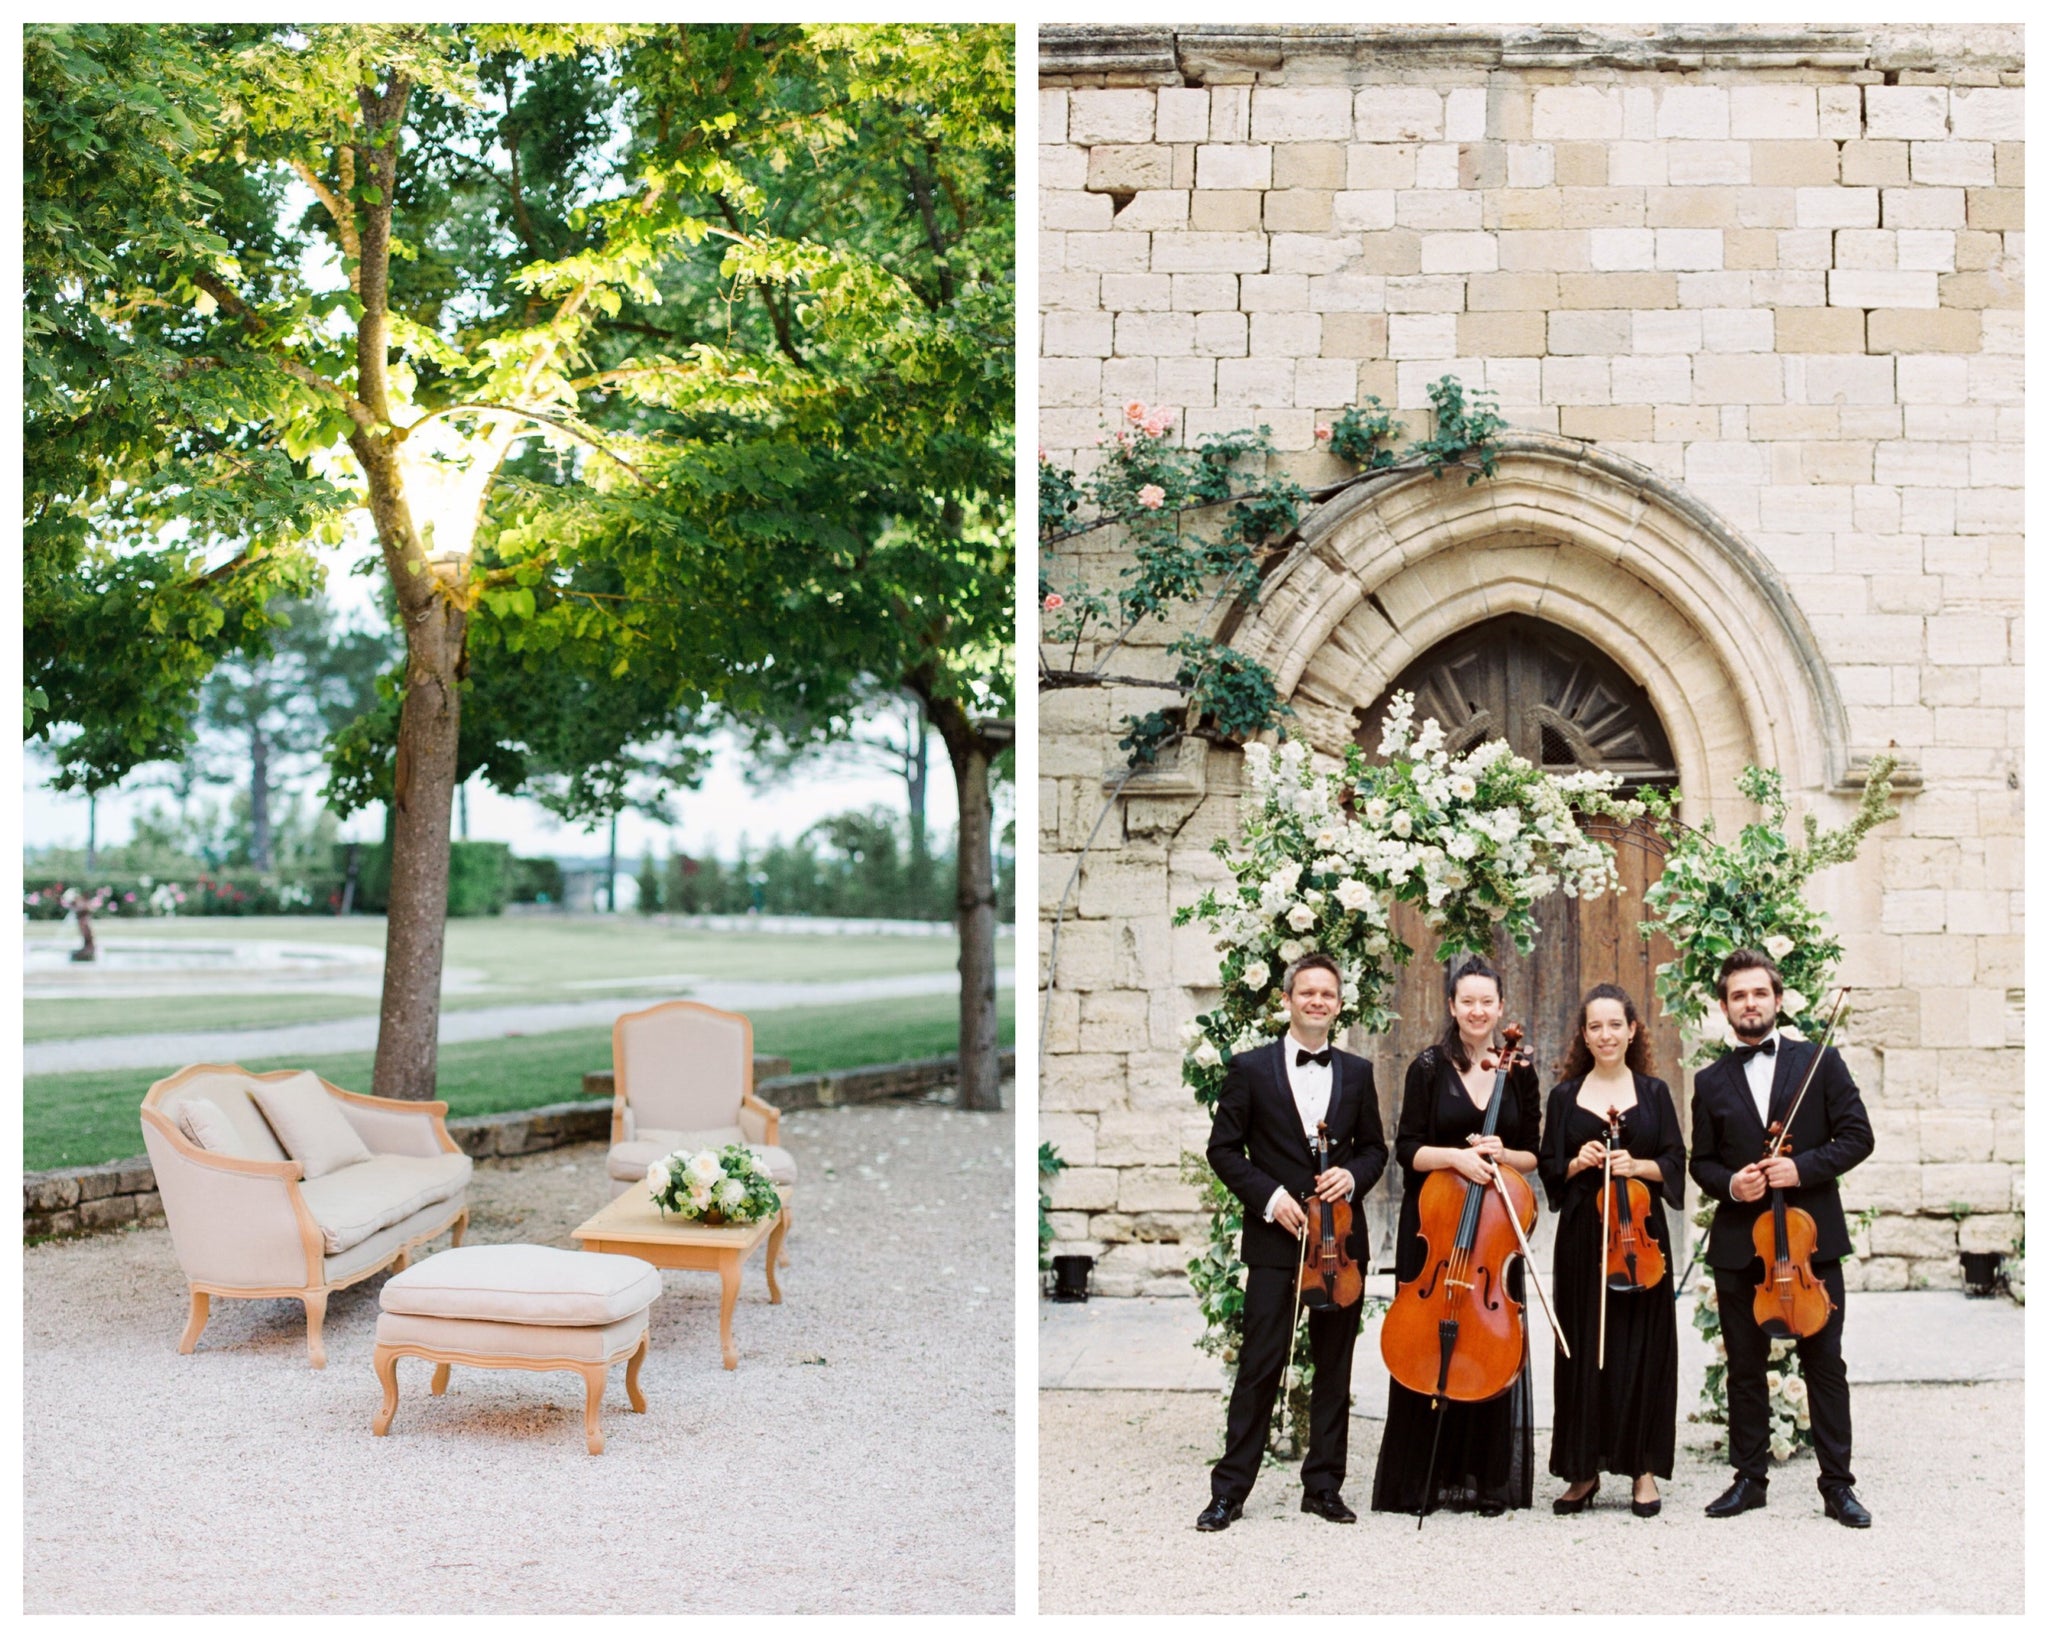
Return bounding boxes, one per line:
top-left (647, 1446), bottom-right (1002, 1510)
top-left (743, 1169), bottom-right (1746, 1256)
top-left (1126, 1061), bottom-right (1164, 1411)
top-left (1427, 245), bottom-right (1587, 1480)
top-left (647, 1143), bottom-right (781, 1226)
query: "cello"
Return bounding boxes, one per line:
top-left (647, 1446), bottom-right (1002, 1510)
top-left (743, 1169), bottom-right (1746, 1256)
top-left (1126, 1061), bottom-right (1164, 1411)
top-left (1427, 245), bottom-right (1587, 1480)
top-left (1750, 989), bottom-right (1851, 1340)
top-left (1379, 1023), bottom-right (1570, 1525)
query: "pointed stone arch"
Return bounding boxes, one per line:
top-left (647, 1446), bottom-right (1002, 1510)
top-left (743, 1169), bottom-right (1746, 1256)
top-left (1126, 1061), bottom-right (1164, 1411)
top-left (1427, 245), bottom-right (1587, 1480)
top-left (1224, 431), bottom-right (1851, 827)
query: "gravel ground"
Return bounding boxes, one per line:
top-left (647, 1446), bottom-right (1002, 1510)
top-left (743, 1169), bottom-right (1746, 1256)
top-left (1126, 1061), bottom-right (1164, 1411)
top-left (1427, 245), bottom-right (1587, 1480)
top-left (25, 1102), bottom-right (1014, 1614)
top-left (1040, 1383), bottom-right (2022, 1614)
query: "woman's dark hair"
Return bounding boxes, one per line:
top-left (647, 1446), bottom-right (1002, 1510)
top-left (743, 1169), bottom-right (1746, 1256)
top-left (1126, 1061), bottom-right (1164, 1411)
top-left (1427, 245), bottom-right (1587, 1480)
top-left (1558, 982), bottom-right (1654, 1080)
top-left (1438, 955), bottom-right (1503, 1071)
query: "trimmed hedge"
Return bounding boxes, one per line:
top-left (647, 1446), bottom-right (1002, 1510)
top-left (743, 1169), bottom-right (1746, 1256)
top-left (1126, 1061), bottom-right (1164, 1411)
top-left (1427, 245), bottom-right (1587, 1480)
top-left (333, 840), bottom-right (512, 917)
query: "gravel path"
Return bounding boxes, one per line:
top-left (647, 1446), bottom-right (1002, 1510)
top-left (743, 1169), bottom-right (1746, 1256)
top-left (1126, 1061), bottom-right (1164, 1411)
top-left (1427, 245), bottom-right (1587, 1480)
top-left (25, 968), bottom-right (1015, 1075)
top-left (25, 1104), bottom-right (1014, 1613)
top-left (1039, 1383), bottom-right (2022, 1614)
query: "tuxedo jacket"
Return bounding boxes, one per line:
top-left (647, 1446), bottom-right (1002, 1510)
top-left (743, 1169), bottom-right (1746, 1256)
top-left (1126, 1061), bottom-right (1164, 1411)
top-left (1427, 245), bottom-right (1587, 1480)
top-left (1206, 1037), bottom-right (1389, 1272)
top-left (1688, 1038), bottom-right (1874, 1271)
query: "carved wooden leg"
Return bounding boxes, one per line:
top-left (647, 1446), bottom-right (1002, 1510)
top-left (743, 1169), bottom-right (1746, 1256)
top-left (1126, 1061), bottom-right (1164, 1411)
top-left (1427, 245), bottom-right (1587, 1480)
top-left (303, 1290), bottom-right (329, 1369)
top-left (372, 1346), bottom-right (400, 1436)
top-left (392, 1247), bottom-right (411, 1274)
top-left (579, 1364), bottom-right (607, 1454)
top-left (625, 1335), bottom-right (648, 1413)
top-left (430, 1362), bottom-right (451, 1396)
top-left (451, 1208), bottom-right (469, 1248)
top-left (765, 1218), bottom-right (786, 1305)
top-left (178, 1290), bottom-right (210, 1355)
top-left (717, 1255), bottom-right (742, 1370)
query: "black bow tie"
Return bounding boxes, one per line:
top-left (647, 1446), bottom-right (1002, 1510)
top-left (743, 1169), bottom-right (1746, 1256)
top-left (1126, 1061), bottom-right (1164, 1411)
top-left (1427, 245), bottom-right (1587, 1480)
top-left (1295, 1047), bottom-right (1332, 1068)
top-left (1733, 1037), bottom-right (1777, 1064)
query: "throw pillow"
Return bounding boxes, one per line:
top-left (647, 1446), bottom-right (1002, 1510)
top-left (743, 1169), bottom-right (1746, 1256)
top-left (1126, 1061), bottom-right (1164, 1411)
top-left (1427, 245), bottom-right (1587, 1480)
top-left (249, 1072), bottom-right (373, 1179)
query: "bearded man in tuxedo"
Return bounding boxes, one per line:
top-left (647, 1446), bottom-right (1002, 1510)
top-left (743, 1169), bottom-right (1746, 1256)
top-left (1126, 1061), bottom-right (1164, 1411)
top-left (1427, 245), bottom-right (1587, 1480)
top-left (1196, 953), bottom-right (1388, 1531)
top-left (1689, 948), bottom-right (1875, 1528)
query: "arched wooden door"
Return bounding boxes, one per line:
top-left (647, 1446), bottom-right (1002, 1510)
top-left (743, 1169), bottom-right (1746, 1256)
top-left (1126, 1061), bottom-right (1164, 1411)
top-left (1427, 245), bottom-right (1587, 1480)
top-left (1343, 615), bottom-right (1683, 1269)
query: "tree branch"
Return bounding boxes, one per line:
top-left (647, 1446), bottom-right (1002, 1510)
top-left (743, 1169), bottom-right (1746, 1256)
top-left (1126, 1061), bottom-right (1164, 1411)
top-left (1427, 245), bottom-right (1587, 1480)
top-left (288, 156), bottom-right (361, 290)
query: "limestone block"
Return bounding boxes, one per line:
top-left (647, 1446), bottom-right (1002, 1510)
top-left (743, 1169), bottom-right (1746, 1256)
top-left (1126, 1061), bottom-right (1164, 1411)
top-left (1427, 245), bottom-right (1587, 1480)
top-left (1070, 89), bottom-right (1156, 147)
top-left (1925, 612), bottom-right (2009, 666)
top-left (1555, 271), bottom-right (1677, 309)
top-left (1248, 313), bottom-right (1321, 358)
top-left (1552, 142), bottom-right (1609, 188)
top-left (1558, 187), bottom-right (1644, 229)
top-left (1869, 1214), bottom-right (1958, 1259)
top-left (1042, 310), bottom-right (1115, 359)
top-left (1750, 269), bottom-right (1826, 307)
top-left (1250, 87), bottom-right (1352, 144)
top-left (1045, 189), bottom-right (1113, 233)
top-left (1702, 308), bottom-right (1773, 351)
top-left (1096, 1107), bottom-right (1193, 1168)
top-left (1042, 988), bottom-right (1081, 1055)
top-left (1079, 989), bottom-right (1154, 1053)
top-left (1506, 142), bottom-right (1555, 188)
top-left (1196, 144), bottom-right (1272, 191)
top-left (1609, 354), bottom-right (1692, 404)
top-left (1088, 144), bottom-right (1173, 192)
top-left (1905, 1257), bottom-right (1964, 1292)
top-left (1953, 228), bottom-right (2004, 269)
top-left (1050, 1166), bottom-right (1120, 1212)
top-left (1272, 143), bottom-right (1345, 190)
top-left (1531, 86), bottom-right (1621, 142)
top-left (1950, 87), bottom-right (2023, 141)
top-left (1295, 358), bottom-right (1360, 408)
top-left (1990, 1109), bottom-right (2024, 1163)
top-left (1588, 228), bottom-right (1654, 271)
top-left (1816, 86), bottom-right (1862, 139)
top-left (1155, 87), bottom-right (1209, 145)
top-left (1486, 187), bottom-right (1562, 231)
top-left (1066, 234), bottom-right (1153, 274)
top-left (1921, 1162), bottom-right (2012, 1213)
top-left (1388, 313), bottom-right (1456, 359)
top-left (1331, 189), bottom-right (1396, 233)
top-left (1540, 356), bottom-right (1609, 406)
top-left (1958, 1212), bottom-right (2021, 1254)
top-left (1269, 232), bottom-right (1357, 276)
top-left (1171, 273), bottom-right (1240, 312)
top-left (1881, 187), bottom-right (1965, 229)
top-left (1119, 1166), bottom-right (1201, 1214)
top-left (1209, 86), bottom-right (1251, 145)
top-left (1753, 138), bottom-right (1845, 188)
top-left (1920, 1109), bottom-right (1997, 1164)
top-left (1044, 1215), bottom-right (1093, 1248)
top-left (1841, 141), bottom-right (1910, 187)
top-left (1151, 232), bottom-right (1268, 274)
top-left (1041, 88), bottom-right (1069, 146)
top-left (1497, 230), bottom-right (1588, 274)
top-left (1322, 313), bottom-right (1388, 358)
top-left (1730, 86), bottom-right (1818, 140)
top-left (1911, 142), bottom-right (1995, 189)
top-left (1722, 227), bottom-right (1779, 269)
top-left (1355, 87), bottom-right (1443, 143)
top-left (1693, 352), bottom-right (1782, 404)
top-left (1111, 192), bottom-right (1190, 234)
top-left (1237, 272), bottom-right (1307, 312)
top-left (1384, 274), bottom-right (1465, 312)
top-left (1840, 1162), bottom-right (1922, 1213)
top-left (1042, 144), bottom-right (1089, 192)
top-left (1397, 188), bottom-right (1483, 231)
top-left (1856, 1257), bottom-right (1908, 1292)
top-left (1114, 311), bottom-right (1196, 357)
top-left (1458, 310), bottom-right (1545, 356)
top-left (1668, 143), bottom-right (1748, 187)
top-left (1043, 358), bottom-right (1106, 408)
top-left (1445, 87), bottom-right (1487, 142)
top-left (1657, 85), bottom-right (1729, 140)
top-left (1100, 272), bottom-right (1172, 312)
top-left (1419, 233), bottom-right (1497, 274)
top-left (1189, 191), bottom-right (1261, 233)
top-left (1834, 227), bottom-right (1898, 270)
top-left (1964, 188), bottom-right (2022, 231)
top-left (1863, 86), bottom-right (1948, 141)
top-left (1895, 229), bottom-right (1958, 272)
top-left (1543, 308), bottom-right (1624, 354)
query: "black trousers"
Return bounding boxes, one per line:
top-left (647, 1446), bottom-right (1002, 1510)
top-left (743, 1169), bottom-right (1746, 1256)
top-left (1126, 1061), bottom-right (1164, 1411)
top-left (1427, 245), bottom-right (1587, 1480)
top-left (1211, 1264), bottom-right (1362, 1502)
top-left (1714, 1257), bottom-right (1852, 1490)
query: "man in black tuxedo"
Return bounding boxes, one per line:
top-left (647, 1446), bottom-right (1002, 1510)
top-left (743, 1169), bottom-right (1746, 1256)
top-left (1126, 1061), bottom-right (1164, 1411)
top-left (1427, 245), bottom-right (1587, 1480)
top-left (1689, 949), bottom-right (1875, 1528)
top-left (1196, 953), bottom-right (1388, 1531)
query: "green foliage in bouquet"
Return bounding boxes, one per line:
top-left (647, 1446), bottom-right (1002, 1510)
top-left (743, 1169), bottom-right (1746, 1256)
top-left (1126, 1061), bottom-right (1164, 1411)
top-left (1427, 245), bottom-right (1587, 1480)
top-left (648, 1143), bottom-right (782, 1226)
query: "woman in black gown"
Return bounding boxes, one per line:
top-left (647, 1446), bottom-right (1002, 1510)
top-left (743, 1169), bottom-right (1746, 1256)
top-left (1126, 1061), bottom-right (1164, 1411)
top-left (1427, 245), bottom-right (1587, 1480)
top-left (1371, 955), bottom-right (1541, 1517)
top-left (1540, 983), bottom-right (1685, 1516)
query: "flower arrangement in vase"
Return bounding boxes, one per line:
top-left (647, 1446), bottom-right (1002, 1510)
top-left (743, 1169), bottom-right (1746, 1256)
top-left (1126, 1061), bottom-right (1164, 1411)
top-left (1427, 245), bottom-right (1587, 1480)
top-left (647, 1144), bottom-right (781, 1226)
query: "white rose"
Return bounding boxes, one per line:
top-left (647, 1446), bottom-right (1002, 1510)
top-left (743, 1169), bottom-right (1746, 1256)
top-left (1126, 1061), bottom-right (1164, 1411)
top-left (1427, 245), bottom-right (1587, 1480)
top-left (1334, 878), bottom-right (1373, 913)
top-left (687, 1151), bottom-right (723, 1185)
top-left (1390, 811), bottom-right (1412, 838)
top-left (646, 1162), bottom-right (668, 1190)
top-left (1779, 988), bottom-right (1809, 1018)
top-left (1286, 902), bottom-right (1317, 932)
top-left (1446, 831), bottom-right (1478, 860)
top-left (1193, 1039), bottom-right (1221, 1068)
top-left (689, 1184), bottom-right (713, 1210)
top-left (715, 1178), bottom-right (746, 1208)
top-left (1365, 798), bottom-right (1388, 822)
top-left (1451, 775), bottom-right (1476, 800)
top-left (1764, 933), bottom-right (1796, 960)
top-left (1241, 959), bottom-right (1270, 991)
top-left (1278, 938), bottom-right (1306, 964)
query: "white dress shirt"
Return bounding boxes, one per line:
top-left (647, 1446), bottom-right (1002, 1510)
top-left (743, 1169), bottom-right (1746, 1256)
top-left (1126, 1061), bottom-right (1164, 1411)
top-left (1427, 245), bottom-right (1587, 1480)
top-left (1741, 1029), bottom-right (1781, 1127)
top-left (1263, 1033), bottom-right (1355, 1224)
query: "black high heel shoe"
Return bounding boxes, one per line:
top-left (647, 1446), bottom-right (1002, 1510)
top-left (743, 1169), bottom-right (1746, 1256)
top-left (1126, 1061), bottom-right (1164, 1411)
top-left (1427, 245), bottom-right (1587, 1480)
top-left (1553, 1479), bottom-right (1601, 1515)
top-left (1632, 1480), bottom-right (1661, 1518)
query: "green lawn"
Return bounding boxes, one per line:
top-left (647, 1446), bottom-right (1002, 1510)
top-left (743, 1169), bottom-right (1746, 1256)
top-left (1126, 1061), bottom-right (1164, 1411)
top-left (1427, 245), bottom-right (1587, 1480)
top-left (23, 990), bottom-right (1016, 1171)
top-left (23, 915), bottom-right (1014, 1041)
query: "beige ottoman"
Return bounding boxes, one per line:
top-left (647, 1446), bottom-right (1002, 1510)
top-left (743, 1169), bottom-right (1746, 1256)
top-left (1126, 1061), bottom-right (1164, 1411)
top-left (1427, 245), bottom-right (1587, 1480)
top-left (372, 1244), bottom-right (662, 1454)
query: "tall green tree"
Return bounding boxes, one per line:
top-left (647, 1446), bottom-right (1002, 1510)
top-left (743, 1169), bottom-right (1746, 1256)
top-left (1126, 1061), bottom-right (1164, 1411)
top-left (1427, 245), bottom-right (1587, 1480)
top-left (26, 22), bottom-right (1013, 1100)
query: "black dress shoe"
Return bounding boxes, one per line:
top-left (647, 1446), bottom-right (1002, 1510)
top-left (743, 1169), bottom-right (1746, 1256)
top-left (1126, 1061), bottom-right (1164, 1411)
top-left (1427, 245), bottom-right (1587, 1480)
top-left (1300, 1488), bottom-right (1357, 1523)
top-left (1196, 1497), bottom-right (1243, 1532)
top-left (1821, 1485), bottom-right (1872, 1528)
top-left (1704, 1476), bottom-right (1768, 1518)
top-left (1553, 1479), bottom-right (1600, 1514)
top-left (1631, 1497), bottom-right (1662, 1518)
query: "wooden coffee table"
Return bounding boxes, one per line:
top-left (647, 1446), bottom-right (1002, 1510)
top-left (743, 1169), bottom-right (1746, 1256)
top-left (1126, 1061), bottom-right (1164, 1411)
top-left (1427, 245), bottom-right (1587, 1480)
top-left (572, 1190), bottom-right (787, 1370)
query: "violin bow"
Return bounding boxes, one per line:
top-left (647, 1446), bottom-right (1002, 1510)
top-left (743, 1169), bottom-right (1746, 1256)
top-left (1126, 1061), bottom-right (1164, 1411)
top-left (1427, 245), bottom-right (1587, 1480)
top-left (1279, 1209), bottom-right (1311, 1410)
top-left (1767, 987), bottom-right (1851, 1160)
top-left (1487, 1161), bottom-right (1571, 1359)
top-left (1598, 1112), bottom-right (1614, 1371)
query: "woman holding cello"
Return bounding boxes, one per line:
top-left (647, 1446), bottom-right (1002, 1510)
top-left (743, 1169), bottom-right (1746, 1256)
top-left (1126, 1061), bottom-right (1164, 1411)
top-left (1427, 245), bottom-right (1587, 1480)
top-left (1539, 984), bottom-right (1685, 1516)
top-left (1370, 955), bottom-right (1542, 1517)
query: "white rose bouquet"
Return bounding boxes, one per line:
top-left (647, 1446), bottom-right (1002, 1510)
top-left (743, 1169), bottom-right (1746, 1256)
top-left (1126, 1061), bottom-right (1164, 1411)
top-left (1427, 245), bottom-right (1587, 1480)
top-left (648, 1143), bottom-right (781, 1226)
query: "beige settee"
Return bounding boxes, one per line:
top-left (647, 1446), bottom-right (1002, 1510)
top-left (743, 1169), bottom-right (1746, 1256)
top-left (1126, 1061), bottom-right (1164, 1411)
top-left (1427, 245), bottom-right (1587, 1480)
top-left (140, 1064), bottom-right (473, 1367)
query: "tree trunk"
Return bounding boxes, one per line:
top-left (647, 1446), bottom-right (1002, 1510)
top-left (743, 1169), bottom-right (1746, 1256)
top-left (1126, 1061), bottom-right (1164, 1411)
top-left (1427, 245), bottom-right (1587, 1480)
top-left (905, 694), bottom-right (930, 873)
top-left (370, 586), bottom-right (466, 1100)
top-left (606, 813), bottom-right (618, 913)
top-left (84, 791), bottom-right (97, 873)
top-left (249, 726), bottom-right (272, 870)
top-left (928, 696), bottom-right (1004, 1111)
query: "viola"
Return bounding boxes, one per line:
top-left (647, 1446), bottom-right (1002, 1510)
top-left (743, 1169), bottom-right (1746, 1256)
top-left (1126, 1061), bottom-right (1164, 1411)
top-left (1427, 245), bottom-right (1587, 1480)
top-left (1596, 1103), bottom-right (1665, 1371)
top-left (1297, 1119), bottom-right (1362, 1312)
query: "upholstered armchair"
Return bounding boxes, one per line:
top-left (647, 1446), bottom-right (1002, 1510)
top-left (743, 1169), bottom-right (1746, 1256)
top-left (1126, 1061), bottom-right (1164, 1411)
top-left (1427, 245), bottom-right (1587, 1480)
top-left (603, 1001), bottom-right (797, 1237)
top-left (139, 1064), bottom-right (472, 1367)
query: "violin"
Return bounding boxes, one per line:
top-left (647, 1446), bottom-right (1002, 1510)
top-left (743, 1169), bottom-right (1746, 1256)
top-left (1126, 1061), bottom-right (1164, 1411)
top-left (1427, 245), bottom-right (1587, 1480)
top-left (1381, 1025), bottom-right (1569, 1407)
top-left (1596, 1103), bottom-right (1665, 1370)
top-left (1748, 989), bottom-right (1850, 1341)
top-left (1297, 1119), bottom-right (1363, 1312)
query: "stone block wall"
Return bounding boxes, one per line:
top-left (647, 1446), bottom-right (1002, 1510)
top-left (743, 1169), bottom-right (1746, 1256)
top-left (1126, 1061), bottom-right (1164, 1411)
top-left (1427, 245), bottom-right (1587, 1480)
top-left (1039, 26), bottom-right (2023, 1296)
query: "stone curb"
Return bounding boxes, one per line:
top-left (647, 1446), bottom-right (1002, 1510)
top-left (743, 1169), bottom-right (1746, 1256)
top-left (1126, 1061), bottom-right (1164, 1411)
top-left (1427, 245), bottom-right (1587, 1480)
top-left (24, 1049), bottom-right (1015, 1241)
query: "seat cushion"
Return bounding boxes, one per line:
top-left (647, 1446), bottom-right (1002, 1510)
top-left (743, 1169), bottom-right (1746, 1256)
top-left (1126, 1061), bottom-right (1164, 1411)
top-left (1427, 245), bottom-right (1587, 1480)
top-left (298, 1153), bottom-right (472, 1254)
top-left (376, 1306), bottom-right (647, 1364)
top-left (249, 1071), bottom-right (374, 1179)
top-left (612, 1130), bottom-right (797, 1187)
top-left (381, 1245), bottom-right (661, 1326)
